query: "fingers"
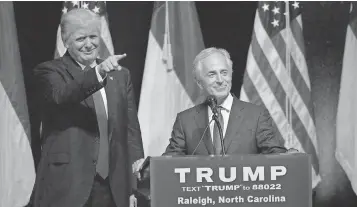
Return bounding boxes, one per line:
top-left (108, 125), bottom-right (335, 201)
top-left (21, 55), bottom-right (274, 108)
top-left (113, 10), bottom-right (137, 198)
top-left (129, 195), bottom-right (137, 207)
top-left (132, 158), bottom-right (145, 181)
top-left (132, 158), bottom-right (145, 173)
top-left (97, 54), bottom-right (127, 75)
top-left (114, 53), bottom-right (127, 62)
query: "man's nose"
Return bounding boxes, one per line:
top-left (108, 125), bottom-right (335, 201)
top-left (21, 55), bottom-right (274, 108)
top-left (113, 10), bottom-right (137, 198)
top-left (84, 38), bottom-right (92, 48)
top-left (216, 74), bottom-right (223, 83)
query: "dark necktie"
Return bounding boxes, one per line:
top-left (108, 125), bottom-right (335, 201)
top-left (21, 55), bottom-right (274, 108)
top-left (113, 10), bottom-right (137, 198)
top-left (86, 66), bottom-right (109, 179)
top-left (213, 107), bottom-right (224, 155)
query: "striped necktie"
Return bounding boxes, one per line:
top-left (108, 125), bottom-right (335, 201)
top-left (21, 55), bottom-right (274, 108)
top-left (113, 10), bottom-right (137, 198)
top-left (213, 107), bottom-right (224, 155)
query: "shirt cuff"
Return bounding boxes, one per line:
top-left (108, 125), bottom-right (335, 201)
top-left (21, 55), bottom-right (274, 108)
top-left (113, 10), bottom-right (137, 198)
top-left (95, 65), bottom-right (107, 82)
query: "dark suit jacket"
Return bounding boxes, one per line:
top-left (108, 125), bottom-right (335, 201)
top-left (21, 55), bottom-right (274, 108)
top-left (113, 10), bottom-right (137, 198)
top-left (163, 96), bottom-right (287, 155)
top-left (33, 53), bottom-right (144, 207)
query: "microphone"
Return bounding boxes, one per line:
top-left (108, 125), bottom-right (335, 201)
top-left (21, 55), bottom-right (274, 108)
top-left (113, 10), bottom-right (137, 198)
top-left (205, 95), bottom-right (226, 156)
top-left (206, 95), bottom-right (219, 119)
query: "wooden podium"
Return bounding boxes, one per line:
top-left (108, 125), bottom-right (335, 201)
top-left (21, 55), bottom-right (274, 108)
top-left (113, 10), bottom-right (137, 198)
top-left (136, 153), bottom-right (312, 207)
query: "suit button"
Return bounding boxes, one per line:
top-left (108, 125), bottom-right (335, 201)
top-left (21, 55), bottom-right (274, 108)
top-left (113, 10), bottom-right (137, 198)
top-left (93, 159), bottom-right (97, 165)
top-left (94, 137), bottom-right (99, 143)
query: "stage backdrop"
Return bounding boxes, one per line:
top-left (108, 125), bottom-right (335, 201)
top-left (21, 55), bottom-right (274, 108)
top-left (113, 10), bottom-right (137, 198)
top-left (12, 1), bottom-right (357, 207)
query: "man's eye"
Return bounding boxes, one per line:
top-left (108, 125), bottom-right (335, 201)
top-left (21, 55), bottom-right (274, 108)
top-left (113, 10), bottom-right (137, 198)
top-left (208, 73), bottom-right (215, 78)
top-left (76, 37), bottom-right (85, 42)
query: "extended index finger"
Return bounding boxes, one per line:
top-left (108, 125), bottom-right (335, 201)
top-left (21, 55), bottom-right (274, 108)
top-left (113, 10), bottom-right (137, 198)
top-left (114, 53), bottom-right (127, 61)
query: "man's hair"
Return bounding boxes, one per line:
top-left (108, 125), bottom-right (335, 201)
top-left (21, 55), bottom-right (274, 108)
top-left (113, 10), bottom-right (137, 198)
top-left (193, 47), bottom-right (233, 81)
top-left (60, 8), bottom-right (101, 45)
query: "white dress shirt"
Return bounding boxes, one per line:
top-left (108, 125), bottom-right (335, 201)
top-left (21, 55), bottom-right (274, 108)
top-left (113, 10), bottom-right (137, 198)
top-left (208, 93), bottom-right (234, 141)
top-left (76, 61), bottom-right (108, 118)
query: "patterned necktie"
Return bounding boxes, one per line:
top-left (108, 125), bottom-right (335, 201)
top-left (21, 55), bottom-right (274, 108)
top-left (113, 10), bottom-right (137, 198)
top-left (213, 107), bottom-right (224, 155)
top-left (86, 66), bottom-right (109, 179)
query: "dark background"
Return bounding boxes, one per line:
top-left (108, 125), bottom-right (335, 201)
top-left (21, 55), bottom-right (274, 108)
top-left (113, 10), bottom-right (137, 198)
top-left (13, 1), bottom-right (357, 206)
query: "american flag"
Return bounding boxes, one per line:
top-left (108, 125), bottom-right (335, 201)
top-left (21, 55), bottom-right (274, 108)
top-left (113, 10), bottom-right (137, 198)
top-left (240, 1), bottom-right (320, 188)
top-left (55, 1), bottom-right (114, 59)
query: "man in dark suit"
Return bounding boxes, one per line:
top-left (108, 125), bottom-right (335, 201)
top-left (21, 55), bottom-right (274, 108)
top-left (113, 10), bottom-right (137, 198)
top-left (163, 47), bottom-right (288, 156)
top-left (33, 9), bottom-right (144, 207)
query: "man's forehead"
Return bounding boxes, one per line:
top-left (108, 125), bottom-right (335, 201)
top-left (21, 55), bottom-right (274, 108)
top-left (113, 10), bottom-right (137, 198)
top-left (202, 53), bottom-right (228, 67)
top-left (72, 24), bottom-right (100, 33)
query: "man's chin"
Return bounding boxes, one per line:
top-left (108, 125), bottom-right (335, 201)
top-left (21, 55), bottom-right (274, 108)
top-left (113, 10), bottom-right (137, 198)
top-left (80, 55), bottom-right (97, 63)
top-left (210, 92), bottom-right (229, 102)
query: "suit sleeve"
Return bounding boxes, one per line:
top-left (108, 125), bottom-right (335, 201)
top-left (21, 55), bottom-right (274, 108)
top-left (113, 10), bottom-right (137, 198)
top-left (256, 108), bottom-right (288, 154)
top-left (125, 70), bottom-right (144, 192)
top-left (34, 62), bottom-right (106, 105)
top-left (126, 70), bottom-right (144, 163)
top-left (162, 114), bottom-right (187, 156)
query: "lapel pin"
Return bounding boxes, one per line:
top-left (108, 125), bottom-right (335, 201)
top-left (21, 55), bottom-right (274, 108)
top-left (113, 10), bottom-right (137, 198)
top-left (109, 76), bottom-right (113, 80)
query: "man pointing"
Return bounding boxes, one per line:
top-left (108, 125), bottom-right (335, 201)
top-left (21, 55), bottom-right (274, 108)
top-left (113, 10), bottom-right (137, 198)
top-left (33, 8), bottom-right (144, 207)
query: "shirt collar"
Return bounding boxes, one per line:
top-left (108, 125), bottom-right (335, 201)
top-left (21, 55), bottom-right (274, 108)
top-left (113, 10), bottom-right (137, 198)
top-left (220, 93), bottom-right (233, 112)
top-left (76, 60), bottom-right (97, 70)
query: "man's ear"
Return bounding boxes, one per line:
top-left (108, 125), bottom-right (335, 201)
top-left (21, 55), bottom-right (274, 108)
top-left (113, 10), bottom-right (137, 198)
top-left (63, 37), bottom-right (70, 49)
top-left (197, 82), bottom-right (203, 90)
top-left (195, 78), bottom-right (203, 89)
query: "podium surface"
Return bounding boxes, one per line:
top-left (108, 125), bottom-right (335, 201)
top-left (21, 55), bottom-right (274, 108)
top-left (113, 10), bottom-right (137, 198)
top-left (150, 153), bottom-right (311, 207)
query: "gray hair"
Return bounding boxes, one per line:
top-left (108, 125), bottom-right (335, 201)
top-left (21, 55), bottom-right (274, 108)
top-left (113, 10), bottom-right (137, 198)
top-left (193, 47), bottom-right (233, 81)
top-left (60, 8), bottom-right (101, 45)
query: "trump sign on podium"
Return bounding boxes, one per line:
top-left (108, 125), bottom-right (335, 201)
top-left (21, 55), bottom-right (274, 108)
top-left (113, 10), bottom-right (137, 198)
top-left (150, 154), bottom-right (311, 207)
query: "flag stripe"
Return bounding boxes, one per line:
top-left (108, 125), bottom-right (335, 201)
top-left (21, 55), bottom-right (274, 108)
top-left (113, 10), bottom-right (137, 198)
top-left (250, 31), bottom-right (287, 116)
top-left (150, 2), bottom-right (203, 103)
top-left (241, 1), bottom-right (320, 187)
top-left (100, 15), bottom-right (114, 55)
top-left (246, 49), bottom-right (302, 153)
top-left (248, 40), bottom-right (317, 161)
top-left (291, 107), bottom-right (319, 172)
top-left (139, 2), bottom-right (205, 156)
top-left (245, 50), bottom-right (320, 185)
top-left (0, 1), bottom-right (31, 154)
top-left (336, 3), bottom-right (357, 194)
top-left (290, 17), bottom-right (305, 56)
top-left (241, 70), bottom-right (263, 105)
top-left (290, 58), bottom-right (315, 122)
top-left (149, 2), bottom-right (165, 49)
top-left (0, 2), bottom-right (35, 206)
top-left (254, 13), bottom-right (317, 148)
top-left (241, 72), bottom-right (285, 145)
top-left (169, 2), bottom-right (204, 102)
top-left (251, 31), bottom-right (318, 170)
top-left (281, 22), bottom-right (311, 89)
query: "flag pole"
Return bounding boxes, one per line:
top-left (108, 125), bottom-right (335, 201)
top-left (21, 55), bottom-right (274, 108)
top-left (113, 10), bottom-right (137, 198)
top-left (163, 1), bottom-right (173, 71)
top-left (285, 1), bottom-right (293, 143)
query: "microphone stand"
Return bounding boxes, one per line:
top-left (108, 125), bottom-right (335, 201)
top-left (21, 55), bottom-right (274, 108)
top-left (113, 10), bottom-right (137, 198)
top-left (213, 114), bottom-right (226, 156)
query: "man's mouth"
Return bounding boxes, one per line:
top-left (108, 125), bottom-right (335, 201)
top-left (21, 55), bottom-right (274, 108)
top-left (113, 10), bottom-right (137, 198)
top-left (82, 49), bottom-right (96, 55)
top-left (215, 86), bottom-right (227, 90)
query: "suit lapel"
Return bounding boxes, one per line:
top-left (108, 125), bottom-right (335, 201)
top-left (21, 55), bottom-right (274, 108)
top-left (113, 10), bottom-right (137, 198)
top-left (62, 52), bottom-right (84, 80)
top-left (194, 104), bottom-right (214, 155)
top-left (62, 55), bottom-right (116, 142)
top-left (61, 52), bottom-right (95, 108)
top-left (223, 96), bottom-right (244, 153)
